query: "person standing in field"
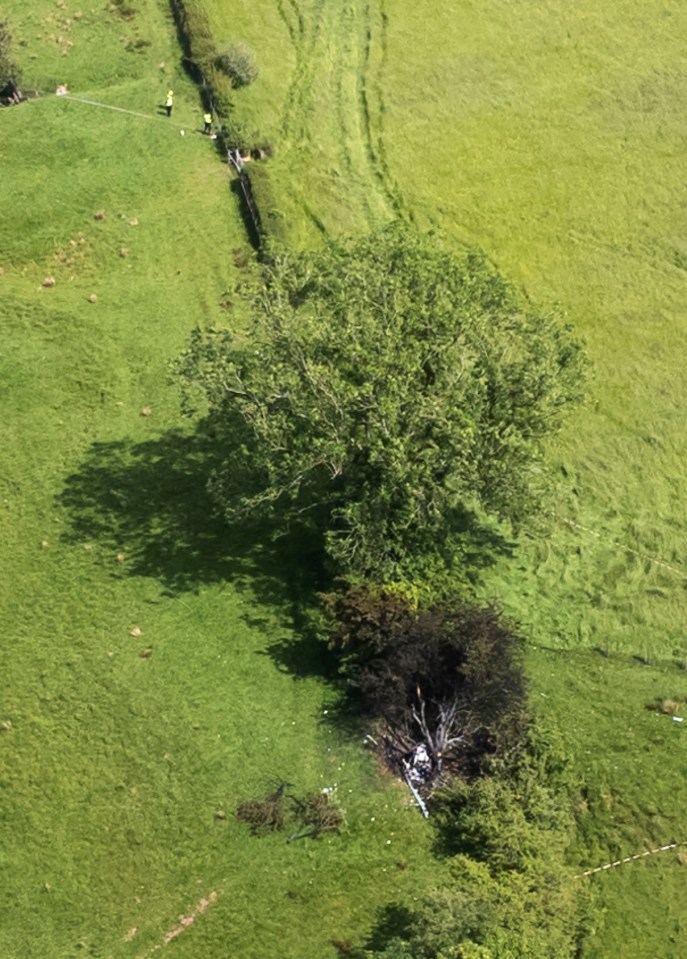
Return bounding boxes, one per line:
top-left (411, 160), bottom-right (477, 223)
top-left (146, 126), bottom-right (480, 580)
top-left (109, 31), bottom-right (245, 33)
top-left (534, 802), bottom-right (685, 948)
top-left (203, 111), bottom-right (212, 134)
top-left (165, 90), bottom-right (174, 117)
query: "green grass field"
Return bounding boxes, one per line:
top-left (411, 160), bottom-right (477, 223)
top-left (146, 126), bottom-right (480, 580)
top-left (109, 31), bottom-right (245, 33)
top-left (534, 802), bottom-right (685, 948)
top-left (2, 0), bottom-right (687, 955)
top-left (0, 3), bottom-right (444, 957)
top-left (211, 0), bottom-right (687, 659)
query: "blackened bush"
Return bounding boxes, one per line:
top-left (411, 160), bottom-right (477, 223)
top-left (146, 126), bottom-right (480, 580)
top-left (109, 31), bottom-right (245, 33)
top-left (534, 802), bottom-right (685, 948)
top-left (327, 587), bottom-right (526, 777)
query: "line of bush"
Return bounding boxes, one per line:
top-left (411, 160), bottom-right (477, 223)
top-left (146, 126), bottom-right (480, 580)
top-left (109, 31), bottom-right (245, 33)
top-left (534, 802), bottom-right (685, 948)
top-left (170, 0), bottom-right (284, 251)
top-left (172, 8), bottom-right (588, 952)
top-left (242, 162), bottom-right (288, 249)
top-left (168, 0), bottom-right (233, 118)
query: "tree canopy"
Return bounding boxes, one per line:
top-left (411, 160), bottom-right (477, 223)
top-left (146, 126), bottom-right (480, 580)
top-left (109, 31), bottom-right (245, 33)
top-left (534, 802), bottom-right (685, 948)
top-left (175, 223), bottom-right (584, 578)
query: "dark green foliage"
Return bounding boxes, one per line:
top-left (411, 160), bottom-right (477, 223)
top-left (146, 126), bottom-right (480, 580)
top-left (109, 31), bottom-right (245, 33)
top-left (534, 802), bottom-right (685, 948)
top-left (327, 586), bottom-right (526, 776)
top-left (216, 42), bottom-right (259, 89)
top-left (0, 21), bottom-right (21, 90)
top-left (361, 861), bottom-right (582, 959)
top-left (168, 0), bottom-right (234, 118)
top-left (357, 726), bottom-right (585, 959)
top-left (432, 724), bottom-right (578, 868)
top-left (174, 223), bottom-right (585, 580)
top-left (243, 163), bottom-right (289, 247)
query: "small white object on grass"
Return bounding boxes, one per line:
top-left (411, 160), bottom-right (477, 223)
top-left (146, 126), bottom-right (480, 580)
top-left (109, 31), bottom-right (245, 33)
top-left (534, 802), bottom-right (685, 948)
top-left (673, 716), bottom-right (684, 723)
top-left (180, 129), bottom-right (185, 136)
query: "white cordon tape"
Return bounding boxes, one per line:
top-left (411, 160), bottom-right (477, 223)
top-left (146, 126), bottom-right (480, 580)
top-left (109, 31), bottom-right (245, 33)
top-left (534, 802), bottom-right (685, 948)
top-left (563, 519), bottom-right (687, 579)
top-left (576, 841), bottom-right (686, 878)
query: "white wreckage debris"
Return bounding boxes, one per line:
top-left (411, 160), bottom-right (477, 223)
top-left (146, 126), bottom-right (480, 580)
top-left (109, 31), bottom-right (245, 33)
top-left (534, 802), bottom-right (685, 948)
top-left (402, 743), bottom-right (433, 785)
top-left (400, 743), bottom-right (433, 818)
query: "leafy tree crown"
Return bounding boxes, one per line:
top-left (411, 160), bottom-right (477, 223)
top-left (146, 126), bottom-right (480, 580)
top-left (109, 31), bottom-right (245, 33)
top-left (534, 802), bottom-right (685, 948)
top-left (175, 223), bottom-right (585, 578)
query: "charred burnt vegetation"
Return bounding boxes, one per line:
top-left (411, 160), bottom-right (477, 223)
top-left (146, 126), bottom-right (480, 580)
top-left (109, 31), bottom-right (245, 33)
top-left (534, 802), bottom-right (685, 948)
top-left (325, 585), bottom-right (528, 800)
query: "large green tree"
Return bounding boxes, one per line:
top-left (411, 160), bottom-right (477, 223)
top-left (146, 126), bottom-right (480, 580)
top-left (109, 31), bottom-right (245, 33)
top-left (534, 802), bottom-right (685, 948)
top-left (175, 224), bottom-right (584, 577)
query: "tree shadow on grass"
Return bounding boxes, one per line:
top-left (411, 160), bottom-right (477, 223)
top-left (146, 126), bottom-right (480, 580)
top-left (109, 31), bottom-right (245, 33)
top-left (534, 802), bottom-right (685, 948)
top-left (444, 504), bottom-right (517, 583)
top-left (363, 904), bottom-right (416, 952)
top-left (58, 425), bottom-right (517, 700)
top-left (332, 903), bottom-right (415, 957)
top-left (262, 632), bottom-right (341, 684)
top-left (57, 427), bottom-right (330, 614)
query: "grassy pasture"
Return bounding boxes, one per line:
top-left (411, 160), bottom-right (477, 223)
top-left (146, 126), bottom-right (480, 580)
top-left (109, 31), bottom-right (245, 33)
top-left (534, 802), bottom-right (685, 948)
top-left (0, 3), bottom-right (443, 957)
top-left (199, 0), bottom-right (687, 953)
top-left (3, 0), bottom-right (686, 955)
top-left (212, 0), bottom-right (687, 660)
top-left (528, 645), bottom-right (687, 957)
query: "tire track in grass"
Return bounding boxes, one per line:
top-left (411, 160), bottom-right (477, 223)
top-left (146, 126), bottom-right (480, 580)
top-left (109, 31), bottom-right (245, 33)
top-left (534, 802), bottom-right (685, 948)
top-left (275, 0), bottom-right (408, 232)
top-left (280, 0), bottom-right (327, 142)
top-left (331, 0), bottom-right (378, 225)
top-left (275, 0), bottom-right (303, 44)
top-left (359, 0), bottom-right (407, 218)
top-left (330, 0), bottom-right (405, 227)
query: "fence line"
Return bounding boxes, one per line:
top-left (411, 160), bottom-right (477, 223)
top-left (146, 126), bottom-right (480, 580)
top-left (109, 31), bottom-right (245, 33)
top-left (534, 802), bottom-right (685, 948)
top-left (576, 841), bottom-right (686, 878)
top-left (59, 94), bottom-right (168, 123)
top-left (562, 518), bottom-right (687, 579)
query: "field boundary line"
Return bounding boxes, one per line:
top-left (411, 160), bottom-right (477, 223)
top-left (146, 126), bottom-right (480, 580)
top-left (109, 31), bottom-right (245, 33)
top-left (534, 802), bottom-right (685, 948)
top-left (562, 518), bottom-right (687, 579)
top-left (576, 840), bottom-right (686, 878)
top-left (59, 94), bottom-right (172, 123)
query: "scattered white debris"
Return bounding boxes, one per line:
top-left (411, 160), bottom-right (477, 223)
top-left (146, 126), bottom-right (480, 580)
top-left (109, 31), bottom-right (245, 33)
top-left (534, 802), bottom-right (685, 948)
top-left (404, 744), bottom-right (432, 785)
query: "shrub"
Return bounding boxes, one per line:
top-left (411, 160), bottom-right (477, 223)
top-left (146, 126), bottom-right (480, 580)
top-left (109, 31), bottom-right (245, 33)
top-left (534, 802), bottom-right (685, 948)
top-left (243, 163), bottom-right (289, 248)
top-left (327, 586), bottom-right (527, 781)
top-left (216, 43), bottom-right (258, 89)
top-left (290, 790), bottom-right (346, 839)
top-left (236, 788), bottom-right (286, 834)
top-left (168, 0), bottom-right (234, 119)
top-left (0, 20), bottom-right (21, 90)
top-left (236, 785), bottom-right (346, 840)
top-left (357, 725), bottom-right (585, 958)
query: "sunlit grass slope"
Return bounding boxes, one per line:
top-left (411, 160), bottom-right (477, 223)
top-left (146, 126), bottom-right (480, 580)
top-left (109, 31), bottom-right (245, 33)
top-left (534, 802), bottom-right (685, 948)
top-left (379, 0), bottom-right (687, 661)
top-left (204, 0), bottom-right (398, 241)
top-left (529, 645), bottom-right (687, 957)
top-left (198, 0), bottom-right (687, 954)
top-left (0, 3), bottom-right (442, 957)
top-left (207, 0), bottom-right (687, 659)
